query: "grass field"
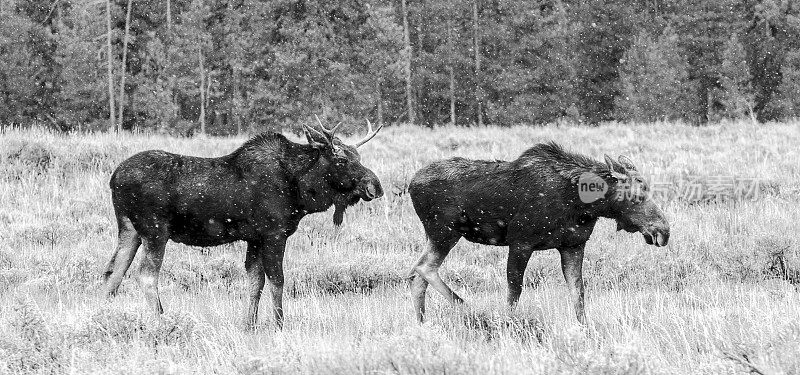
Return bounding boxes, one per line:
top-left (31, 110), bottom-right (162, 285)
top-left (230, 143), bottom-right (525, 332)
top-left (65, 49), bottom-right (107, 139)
top-left (1, 121), bottom-right (799, 374)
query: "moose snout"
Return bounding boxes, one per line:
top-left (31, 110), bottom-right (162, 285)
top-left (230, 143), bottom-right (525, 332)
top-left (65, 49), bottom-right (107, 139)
top-left (643, 225), bottom-right (670, 247)
top-left (360, 175), bottom-right (384, 201)
top-left (655, 227), bottom-right (669, 247)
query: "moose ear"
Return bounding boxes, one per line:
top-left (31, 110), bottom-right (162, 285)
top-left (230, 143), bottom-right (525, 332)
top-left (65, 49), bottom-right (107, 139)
top-left (604, 154), bottom-right (627, 180)
top-left (604, 154), bottom-right (626, 174)
top-left (617, 155), bottom-right (637, 171)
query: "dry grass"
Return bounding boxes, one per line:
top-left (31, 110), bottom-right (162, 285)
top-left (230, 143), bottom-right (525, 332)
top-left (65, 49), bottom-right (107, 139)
top-left (1, 121), bottom-right (799, 374)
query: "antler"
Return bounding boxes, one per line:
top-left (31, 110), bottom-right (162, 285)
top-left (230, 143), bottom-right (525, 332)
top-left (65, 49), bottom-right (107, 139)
top-left (353, 119), bottom-right (383, 148)
top-left (303, 122), bottom-right (330, 147)
top-left (314, 114), bottom-right (341, 138)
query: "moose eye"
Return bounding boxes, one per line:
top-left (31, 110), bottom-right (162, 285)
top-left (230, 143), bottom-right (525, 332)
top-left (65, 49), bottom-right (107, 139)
top-left (635, 178), bottom-right (648, 190)
top-left (632, 178), bottom-right (649, 195)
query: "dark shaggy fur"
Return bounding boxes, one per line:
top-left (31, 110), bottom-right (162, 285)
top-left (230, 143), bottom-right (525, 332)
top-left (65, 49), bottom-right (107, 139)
top-left (102, 130), bottom-right (383, 329)
top-left (408, 141), bottom-right (670, 323)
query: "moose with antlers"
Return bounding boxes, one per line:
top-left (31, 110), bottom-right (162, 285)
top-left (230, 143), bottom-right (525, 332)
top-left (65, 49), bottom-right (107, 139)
top-left (102, 120), bottom-right (384, 329)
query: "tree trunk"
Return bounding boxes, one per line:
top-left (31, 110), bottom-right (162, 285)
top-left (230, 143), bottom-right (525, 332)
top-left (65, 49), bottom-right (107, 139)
top-left (166, 0), bottom-right (171, 31)
top-left (236, 110), bottom-right (242, 135)
top-left (106, 0), bottom-right (116, 132)
top-left (376, 79), bottom-right (384, 126)
top-left (747, 101), bottom-right (757, 125)
top-left (117, 0), bottom-right (133, 131)
top-left (401, 0), bottom-right (414, 125)
top-left (198, 48), bottom-right (206, 136)
top-left (473, 0), bottom-right (483, 126)
top-left (227, 0), bottom-right (240, 135)
top-left (447, 16), bottom-right (455, 127)
top-left (233, 66), bottom-right (242, 135)
top-left (206, 73), bottom-right (212, 110)
top-left (449, 67), bottom-right (456, 126)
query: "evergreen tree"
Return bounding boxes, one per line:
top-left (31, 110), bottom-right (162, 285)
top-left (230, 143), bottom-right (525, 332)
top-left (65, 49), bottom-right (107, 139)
top-left (0, 3), bottom-right (61, 126)
top-left (356, 2), bottom-right (404, 126)
top-left (485, 0), bottom-right (577, 125)
top-left (615, 26), bottom-right (692, 122)
top-left (53, 5), bottom-right (110, 131)
top-left (414, 0), bottom-right (471, 126)
top-left (669, 0), bottom-right (742, 124)
top-left (172, 0), bottom-right (212, 135)
top-left (740, 0), bottom-right (800, 121)
top-left (718, 33), bottom-right (755, 121)
top-left (0, 13), bottom-right (45, 125)
top-left (571, 0), bottom-right (638, 124)
top-left (3, 0), bottom-right (800, 131)
top-left (129, 37), bottom-right (182, 132)
top-left (766, 49), bottom-right (800, 118)
top-left (221, 0), bottom-right (249, 135)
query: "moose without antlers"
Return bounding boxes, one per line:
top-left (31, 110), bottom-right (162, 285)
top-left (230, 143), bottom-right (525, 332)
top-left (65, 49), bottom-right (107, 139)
top-left (408, 142), bottom-right (670, 323)
top-left (103, 120), bottom-right (383, 328)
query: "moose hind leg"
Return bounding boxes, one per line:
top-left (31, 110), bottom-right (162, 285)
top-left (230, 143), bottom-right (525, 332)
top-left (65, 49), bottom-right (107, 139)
top-left (410, 253), bottom-right (430, 322)
top-left (558, 245), bottom-right (586, 324)
top-left (103, 216), bottom-right (142, 296)
top-left (412, 233), bottom-right (462, 318)
top-left (138, 232), bottom-right (168, 315)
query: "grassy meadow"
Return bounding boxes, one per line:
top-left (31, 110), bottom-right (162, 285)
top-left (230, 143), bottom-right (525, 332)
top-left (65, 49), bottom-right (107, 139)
top-left (1, 121), bottom-right (799, 374)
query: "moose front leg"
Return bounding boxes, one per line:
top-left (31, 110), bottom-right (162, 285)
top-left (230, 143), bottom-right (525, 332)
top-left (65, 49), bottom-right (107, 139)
top-left (507, 243), bottom-right (534, 308)
top-left (243, 241), bottom-right (266, 330)
top-left (558, 244), bottom-right (586, 324)
top-left (262, 237), bottom-right (286, 329)
top-left (243, 236), bottom-right (287, 330)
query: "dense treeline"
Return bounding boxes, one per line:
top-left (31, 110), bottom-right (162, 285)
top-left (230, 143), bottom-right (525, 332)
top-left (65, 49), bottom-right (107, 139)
top-left (0, 0), bottom-right (799, 134)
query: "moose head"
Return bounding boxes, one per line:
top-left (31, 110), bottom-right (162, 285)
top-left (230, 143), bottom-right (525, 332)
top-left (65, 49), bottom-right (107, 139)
top-left (603, 155), bottom-right (670, 247)
top-left (302, 117), bottom-right (384, 225)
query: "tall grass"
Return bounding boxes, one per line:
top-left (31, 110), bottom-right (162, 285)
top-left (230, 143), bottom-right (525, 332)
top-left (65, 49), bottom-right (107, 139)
top-left (1, 121), bottom-right (799, 374)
